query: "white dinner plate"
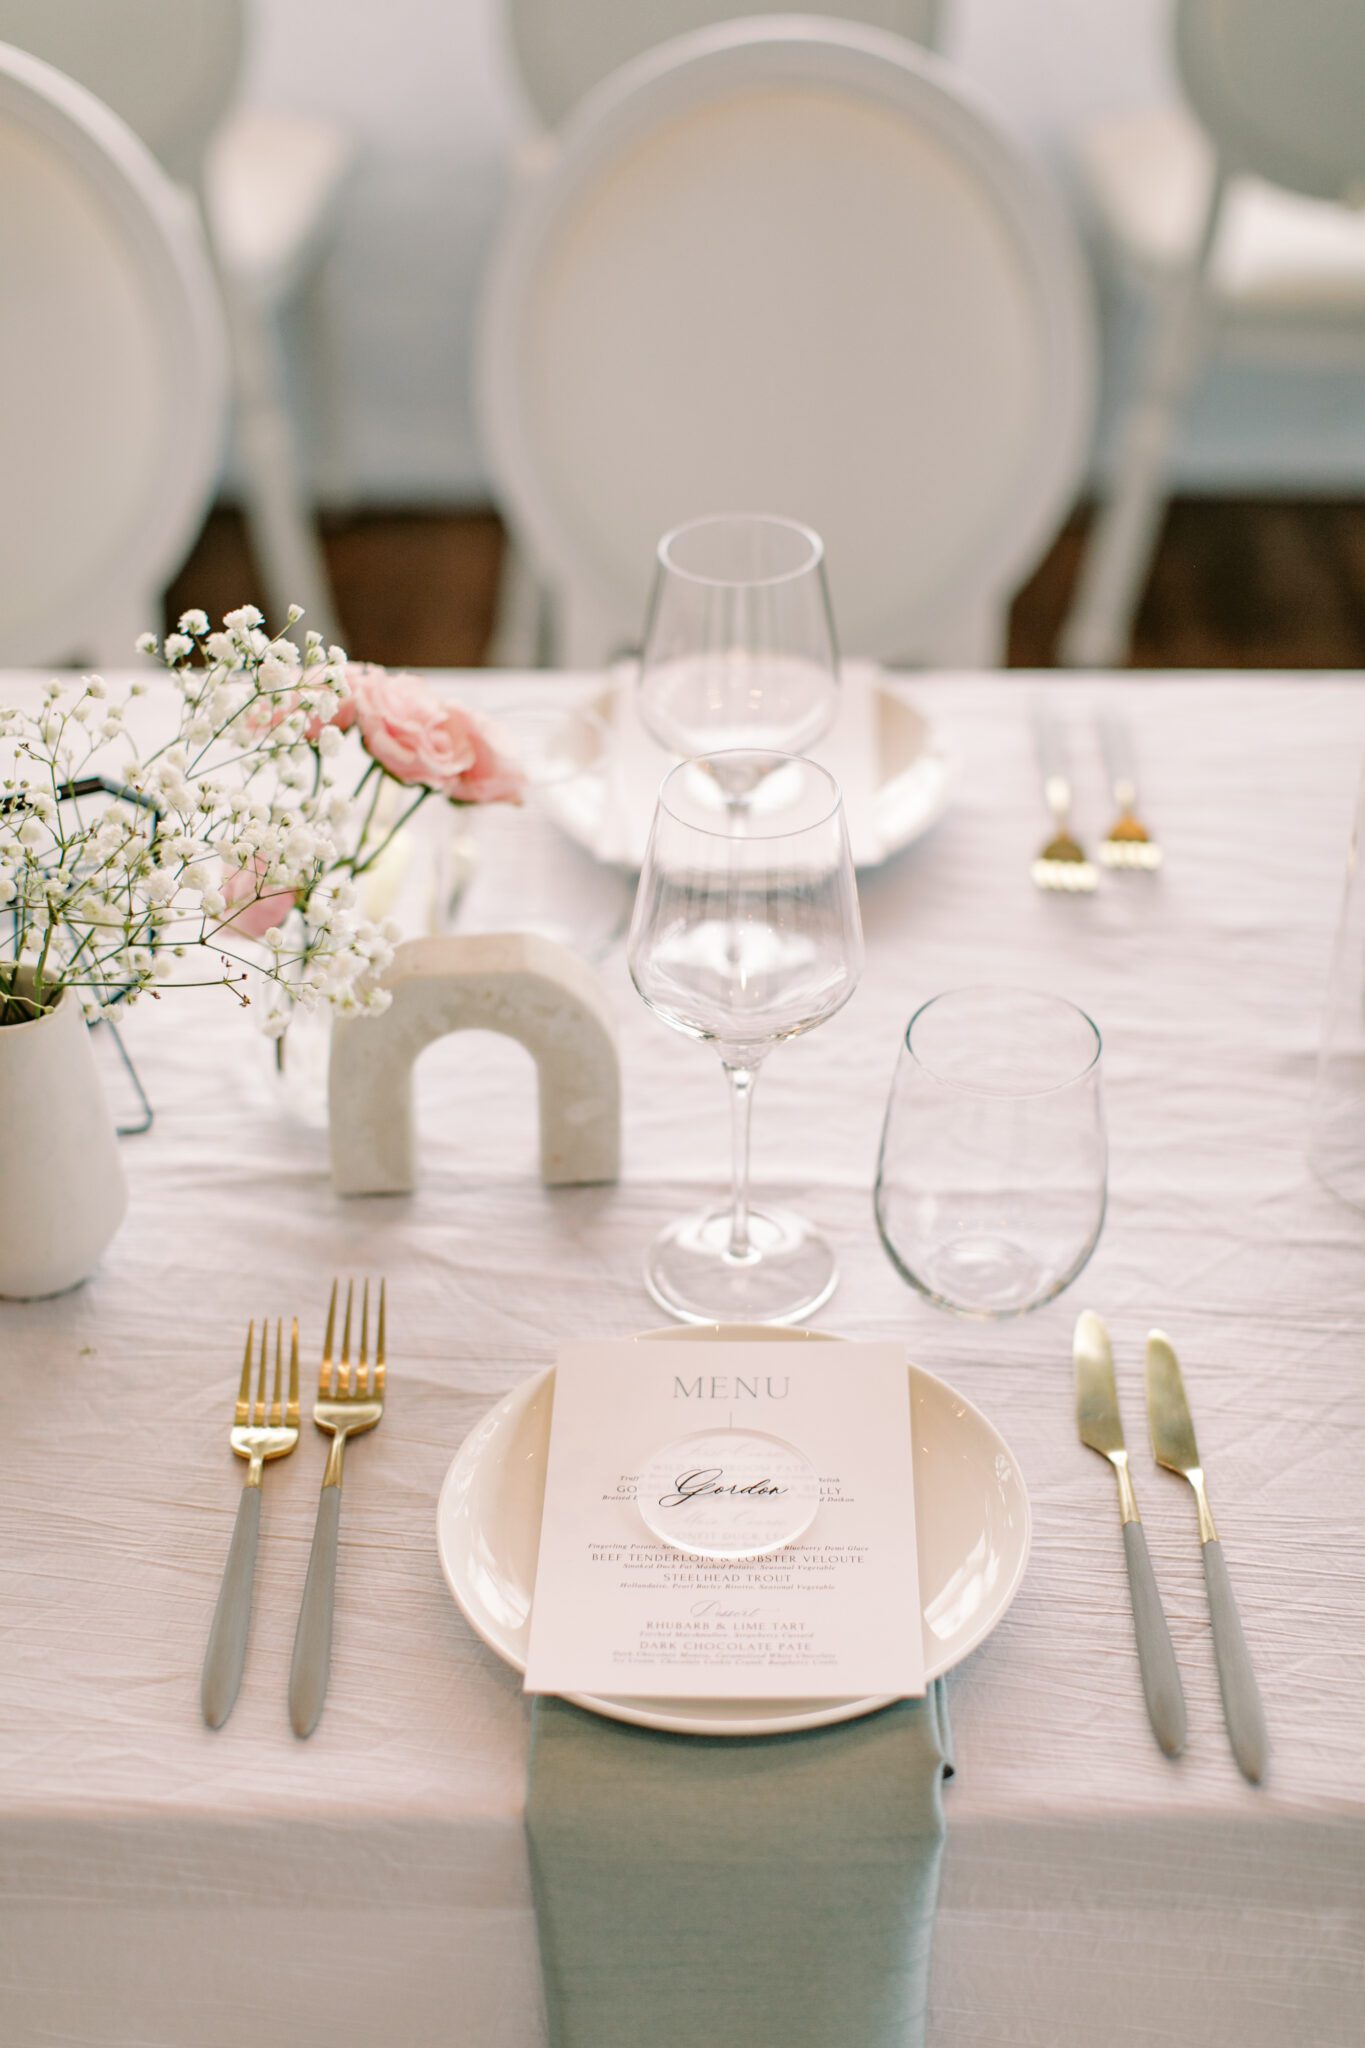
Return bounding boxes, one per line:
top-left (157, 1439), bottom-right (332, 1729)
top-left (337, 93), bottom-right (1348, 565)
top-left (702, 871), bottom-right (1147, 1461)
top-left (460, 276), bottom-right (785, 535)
top-left (543, 664), bottom-right (957, 872)
top-left (436, 1324), bottom-right (1031, 1737)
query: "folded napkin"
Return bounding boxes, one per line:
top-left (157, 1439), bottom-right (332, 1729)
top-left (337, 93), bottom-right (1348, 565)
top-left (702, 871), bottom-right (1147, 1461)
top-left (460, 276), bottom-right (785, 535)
top-left (526, 1681), bottom-right (954, 2048)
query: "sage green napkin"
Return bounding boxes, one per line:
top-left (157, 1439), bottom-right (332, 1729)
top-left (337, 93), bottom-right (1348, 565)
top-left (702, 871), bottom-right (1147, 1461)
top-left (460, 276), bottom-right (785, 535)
top-left (526, 1681), bottom-right (953, 2048)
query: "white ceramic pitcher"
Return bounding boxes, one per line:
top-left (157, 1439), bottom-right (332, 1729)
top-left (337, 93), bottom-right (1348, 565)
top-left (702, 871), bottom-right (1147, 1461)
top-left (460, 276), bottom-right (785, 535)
top-left (0, 967), bottom-right (127, 1297)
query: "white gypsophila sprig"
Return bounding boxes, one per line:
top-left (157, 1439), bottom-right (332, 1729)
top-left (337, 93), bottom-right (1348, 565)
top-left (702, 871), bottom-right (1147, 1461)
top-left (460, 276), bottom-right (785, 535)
top-left (0, 604), bottom-right (394, 1028)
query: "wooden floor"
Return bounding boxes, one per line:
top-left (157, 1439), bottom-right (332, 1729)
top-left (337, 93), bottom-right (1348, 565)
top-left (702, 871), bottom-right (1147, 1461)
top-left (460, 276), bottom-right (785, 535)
top-left (167, 499), bottom-right (1365, 671)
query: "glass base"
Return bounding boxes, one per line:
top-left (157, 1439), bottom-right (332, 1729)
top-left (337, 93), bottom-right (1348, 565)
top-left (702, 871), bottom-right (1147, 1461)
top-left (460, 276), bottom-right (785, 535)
top-left (644, 1205), bottom-right (838, 1326)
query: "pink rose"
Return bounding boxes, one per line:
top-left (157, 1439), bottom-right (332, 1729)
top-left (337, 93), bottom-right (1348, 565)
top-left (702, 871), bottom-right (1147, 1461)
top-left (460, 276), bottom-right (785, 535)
top-left (346, 665), bottom-right (523, 805)
top-left (444, 709), bottom-right (526, 804)
top-left (219, 856), bottom-right (296, 939)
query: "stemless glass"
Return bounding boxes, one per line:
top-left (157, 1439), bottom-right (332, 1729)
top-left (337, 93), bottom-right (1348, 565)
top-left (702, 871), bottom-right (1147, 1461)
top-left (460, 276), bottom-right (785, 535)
top-left (637, 515), bottom-right (839, 800)
top-left (628, 751), bottom-right (864, 1324)
top-left (875, 987), bottom-right (1106, 1318)
top-left (441, 702), bottom-right (629, 958)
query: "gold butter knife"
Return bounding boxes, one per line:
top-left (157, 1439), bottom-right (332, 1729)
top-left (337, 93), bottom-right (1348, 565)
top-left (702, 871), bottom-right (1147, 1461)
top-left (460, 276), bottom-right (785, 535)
top-left (1146, 1331), bottom-right (1268, 1784)
top-left (1076, 1311), bottom-right (1186, 1757)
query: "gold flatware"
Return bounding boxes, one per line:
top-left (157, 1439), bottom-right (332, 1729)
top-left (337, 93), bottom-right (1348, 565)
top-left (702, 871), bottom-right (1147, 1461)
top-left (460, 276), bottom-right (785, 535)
top-left (1146, 1332), bottom-right (1267, 1783)
top-left (1075, 1311), bottom-right (1186, 1757)
top-left (1099, 713), bottom-right (1162, 870)
top-left (289, 1277), bottom-right (386, 1738)
top-left (202, 1317), bottom-right (300, 1728)
top-left (1032, 710), bottom-right (1097, 893)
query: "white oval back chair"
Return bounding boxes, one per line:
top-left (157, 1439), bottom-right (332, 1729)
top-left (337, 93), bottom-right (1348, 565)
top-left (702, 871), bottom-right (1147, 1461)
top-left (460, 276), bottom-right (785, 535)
top-left (0, 0), bottom-right (349, 643)
top-left (1062, 0), bottom-right (1365, 667)
top-left (478, 18), bottom-right (1095, 668)
top-left (506, 0), bottom-right (943, 131)
top-left (0, 42), bottom-right (228, 665)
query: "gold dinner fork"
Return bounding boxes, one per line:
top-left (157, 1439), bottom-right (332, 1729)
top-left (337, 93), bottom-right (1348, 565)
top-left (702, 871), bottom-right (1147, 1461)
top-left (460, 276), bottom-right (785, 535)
top-left (289, 1278), bottom-right (386, 1738)
top-left (1031, 708), bottom-right (1098, 893)
top-left (202, 1318), bottom-right (300, 1728)
top-left (1099, 712), bottom-right (1163, 870)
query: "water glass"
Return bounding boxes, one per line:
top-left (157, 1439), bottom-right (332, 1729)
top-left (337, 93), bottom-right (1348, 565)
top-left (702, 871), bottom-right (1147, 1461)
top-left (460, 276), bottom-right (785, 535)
top-left (1310, 754), bottom-right (1365, 1207)
top-left (444, 702), bottom-right (629, 959)
top-left (875, 987), bottom-right (1106, 1318)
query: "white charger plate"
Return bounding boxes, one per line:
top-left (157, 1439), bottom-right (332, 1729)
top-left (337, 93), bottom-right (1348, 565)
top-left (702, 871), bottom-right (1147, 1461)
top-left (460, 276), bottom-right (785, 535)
top-left (436, 1324), bottom-right (1031, 1737)
top-left (544, 665), bottom-right (957, 872)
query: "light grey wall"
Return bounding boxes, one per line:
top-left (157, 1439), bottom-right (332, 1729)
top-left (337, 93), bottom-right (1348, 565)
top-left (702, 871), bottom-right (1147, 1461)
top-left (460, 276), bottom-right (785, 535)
top-left (248, 0), bottom-right (1365, 504)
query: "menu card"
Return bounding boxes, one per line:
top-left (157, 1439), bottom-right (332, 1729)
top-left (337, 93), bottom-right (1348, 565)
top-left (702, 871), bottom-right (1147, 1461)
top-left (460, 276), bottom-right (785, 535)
top-left (524, 1340), bottom-right (923, 1700)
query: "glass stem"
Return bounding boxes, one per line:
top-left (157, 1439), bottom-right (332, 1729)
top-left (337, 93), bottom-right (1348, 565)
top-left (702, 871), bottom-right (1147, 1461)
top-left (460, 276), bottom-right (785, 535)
top-left (724, 1062), bottom-right (758, 1261)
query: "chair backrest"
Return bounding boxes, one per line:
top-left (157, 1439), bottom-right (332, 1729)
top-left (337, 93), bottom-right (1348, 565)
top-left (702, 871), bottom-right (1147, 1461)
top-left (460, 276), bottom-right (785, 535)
top-left (477, 18), bottom-right (1094, 666)
top-left (1176, 0), bottom-right (1365, 203)
top-left (0, 43), bottom-right (228, 663)
top-left (506, 0), bottom-right (942, 130)
top-left (0, 0), bottom-right (244, 186)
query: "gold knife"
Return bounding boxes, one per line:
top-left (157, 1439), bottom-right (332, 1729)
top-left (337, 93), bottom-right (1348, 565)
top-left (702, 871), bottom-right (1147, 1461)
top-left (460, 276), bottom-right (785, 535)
top-left (1146, 1332), bottom-right (1268, 1783)
top-left (1075, 1311), bottom-right (1186, 1757)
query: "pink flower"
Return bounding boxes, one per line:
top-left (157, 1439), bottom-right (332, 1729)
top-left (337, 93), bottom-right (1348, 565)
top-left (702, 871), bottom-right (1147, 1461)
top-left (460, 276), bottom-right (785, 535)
top-left (346, 664), bottom-right (523, 804)
top-left (219, 856), bottom-right (296, 939)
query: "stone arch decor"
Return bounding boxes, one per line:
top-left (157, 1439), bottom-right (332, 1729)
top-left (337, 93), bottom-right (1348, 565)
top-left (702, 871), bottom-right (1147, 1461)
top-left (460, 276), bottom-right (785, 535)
top-left (328, 934), bottom-right (620, 1195)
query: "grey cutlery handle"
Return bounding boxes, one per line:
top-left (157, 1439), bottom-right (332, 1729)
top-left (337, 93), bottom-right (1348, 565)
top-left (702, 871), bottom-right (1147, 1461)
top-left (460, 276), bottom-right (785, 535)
top-left (1099, 712), bottom-right (1137, 802)
top-left (290, 1485), bottom-right (341, 1738)
top-left (1202, 1539), bottom-right (1268, 1783)
top-left (1122, 1521), bottom-right (1187, 1757)
top-left (1034, 708), bottom-right (1070, 803)
top-left (202, 1484), bottom-right (261, 1728)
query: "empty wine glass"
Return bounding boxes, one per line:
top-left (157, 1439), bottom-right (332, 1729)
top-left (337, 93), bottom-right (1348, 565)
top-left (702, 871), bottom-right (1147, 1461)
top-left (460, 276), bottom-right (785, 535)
top-left (629, 751), bottom-right (863, 1324)
top-left (637, 514), bottom-right (839, 804)
top-left (875, 987), bottom-right (1107, 1318)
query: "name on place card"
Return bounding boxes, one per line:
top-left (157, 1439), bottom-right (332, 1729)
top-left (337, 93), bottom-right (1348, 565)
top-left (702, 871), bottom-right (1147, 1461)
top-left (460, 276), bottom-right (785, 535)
top-left (523, 1339), bottom-right (924, 1701)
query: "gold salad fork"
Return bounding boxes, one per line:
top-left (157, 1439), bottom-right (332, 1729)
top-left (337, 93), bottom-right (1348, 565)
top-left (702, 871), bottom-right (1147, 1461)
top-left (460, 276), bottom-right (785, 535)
top-left (289, 1278), bottom-right (386, 1738)
top-left (1031, 709), bottom-right (1097, 893)
top-left (1099, 712), bottom-right (1163, 870)
top-left (202, 1319), bottom-right (300, 1728)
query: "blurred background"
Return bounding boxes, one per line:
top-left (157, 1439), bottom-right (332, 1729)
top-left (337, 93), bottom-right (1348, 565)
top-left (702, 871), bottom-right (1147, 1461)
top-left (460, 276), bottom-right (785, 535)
top-left (5, 0), bottom-right (1365, 670)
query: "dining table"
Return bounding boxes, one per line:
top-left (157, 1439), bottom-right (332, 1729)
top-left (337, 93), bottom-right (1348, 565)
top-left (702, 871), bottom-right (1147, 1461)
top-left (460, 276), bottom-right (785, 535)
top-left (1, 667), bottom-right (1362, 2048)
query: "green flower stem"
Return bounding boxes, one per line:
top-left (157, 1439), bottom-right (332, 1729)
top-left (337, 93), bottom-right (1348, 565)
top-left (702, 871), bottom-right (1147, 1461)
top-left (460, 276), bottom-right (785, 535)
top-left (349, 786), bottom-right (430, 879)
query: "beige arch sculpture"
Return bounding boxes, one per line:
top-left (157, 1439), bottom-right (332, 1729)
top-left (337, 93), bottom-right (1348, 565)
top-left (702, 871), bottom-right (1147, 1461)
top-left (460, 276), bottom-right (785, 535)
top-left (328, 935), bottom-right (620, 1196)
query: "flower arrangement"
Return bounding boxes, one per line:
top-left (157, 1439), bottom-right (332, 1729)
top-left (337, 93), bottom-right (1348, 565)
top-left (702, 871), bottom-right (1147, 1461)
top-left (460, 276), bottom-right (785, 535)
top-left (0, 605), bottom-right (523, 1033)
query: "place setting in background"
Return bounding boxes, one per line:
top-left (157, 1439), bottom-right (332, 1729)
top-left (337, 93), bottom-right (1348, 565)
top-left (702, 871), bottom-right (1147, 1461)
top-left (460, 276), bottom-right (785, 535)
top-left (1032, 704), bottom-right (1162, 892)
top-left (542, 514), bottom-right (958, 875)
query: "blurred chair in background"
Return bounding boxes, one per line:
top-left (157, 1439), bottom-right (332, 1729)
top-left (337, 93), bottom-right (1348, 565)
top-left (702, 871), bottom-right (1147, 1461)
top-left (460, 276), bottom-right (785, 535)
top-left (489, 0), bottom-right (946, 663)
top-left (1062, 0), bottom-right (1365, 668)
top-left (0, 43), bottom-right (226, 664)
top-left (0, 0), bottom-right (349, 643)
top-left (504, 0), bottom-right (942, 130)
top-left (478, 18), bottom-right (1094, 671)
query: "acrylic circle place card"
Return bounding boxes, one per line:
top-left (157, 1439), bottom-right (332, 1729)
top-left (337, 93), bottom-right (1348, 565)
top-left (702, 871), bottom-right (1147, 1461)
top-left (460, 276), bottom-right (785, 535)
top-left (637, 1428), bottom-right (821, 1559)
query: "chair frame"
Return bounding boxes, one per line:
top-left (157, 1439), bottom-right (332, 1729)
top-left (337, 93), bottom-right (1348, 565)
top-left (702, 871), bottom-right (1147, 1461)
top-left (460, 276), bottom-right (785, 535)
top-left (479, 17), bottom-right (1095, 668)
top-left (1061, 0), bottom-right (1365, 668)
top-left (0, 42), bottom-right (227, 666)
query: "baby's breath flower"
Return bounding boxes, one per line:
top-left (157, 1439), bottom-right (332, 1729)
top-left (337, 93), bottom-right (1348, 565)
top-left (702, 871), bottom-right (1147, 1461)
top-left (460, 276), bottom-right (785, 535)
top-left (178, 609), bottom-right (210, 637)
top-left (135, 631), bottom-right (158, 655)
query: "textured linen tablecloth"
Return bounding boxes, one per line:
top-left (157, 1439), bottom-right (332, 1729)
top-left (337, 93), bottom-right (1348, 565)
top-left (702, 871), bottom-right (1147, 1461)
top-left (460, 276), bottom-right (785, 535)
top-left (1, 671), bottom-right (1363, 2048)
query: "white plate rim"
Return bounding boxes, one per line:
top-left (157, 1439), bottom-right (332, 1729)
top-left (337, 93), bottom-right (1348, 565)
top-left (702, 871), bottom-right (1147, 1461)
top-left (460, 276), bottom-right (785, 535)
top-left (552, 672), bottom-right (959, 874)
top-left (436, 1328), bottom-right (1031, 1737)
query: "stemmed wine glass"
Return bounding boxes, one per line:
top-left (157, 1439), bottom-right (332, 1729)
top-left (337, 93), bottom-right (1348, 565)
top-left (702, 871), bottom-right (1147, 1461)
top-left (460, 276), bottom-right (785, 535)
top-left (637, 514), bottom-right (840, 805)
top-left (628, 750), bottom-right (864, 1324)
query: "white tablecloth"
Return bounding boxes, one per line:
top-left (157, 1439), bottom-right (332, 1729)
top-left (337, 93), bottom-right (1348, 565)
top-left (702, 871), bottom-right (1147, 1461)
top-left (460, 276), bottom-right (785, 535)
top-left (1, 671), bottom-right (1362, 2048)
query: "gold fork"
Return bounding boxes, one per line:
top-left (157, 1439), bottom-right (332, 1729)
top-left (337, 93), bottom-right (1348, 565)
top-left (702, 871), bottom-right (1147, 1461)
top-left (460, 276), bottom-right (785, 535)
top-left (289, 1278), bottom-right (386, 1738)
top-left (1031, 708), bottom-right (1098, 893)
top-left (1099, 712), bottom-right (1163, 870)
top-left (202, 1318), bottom-right (300, 1728)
